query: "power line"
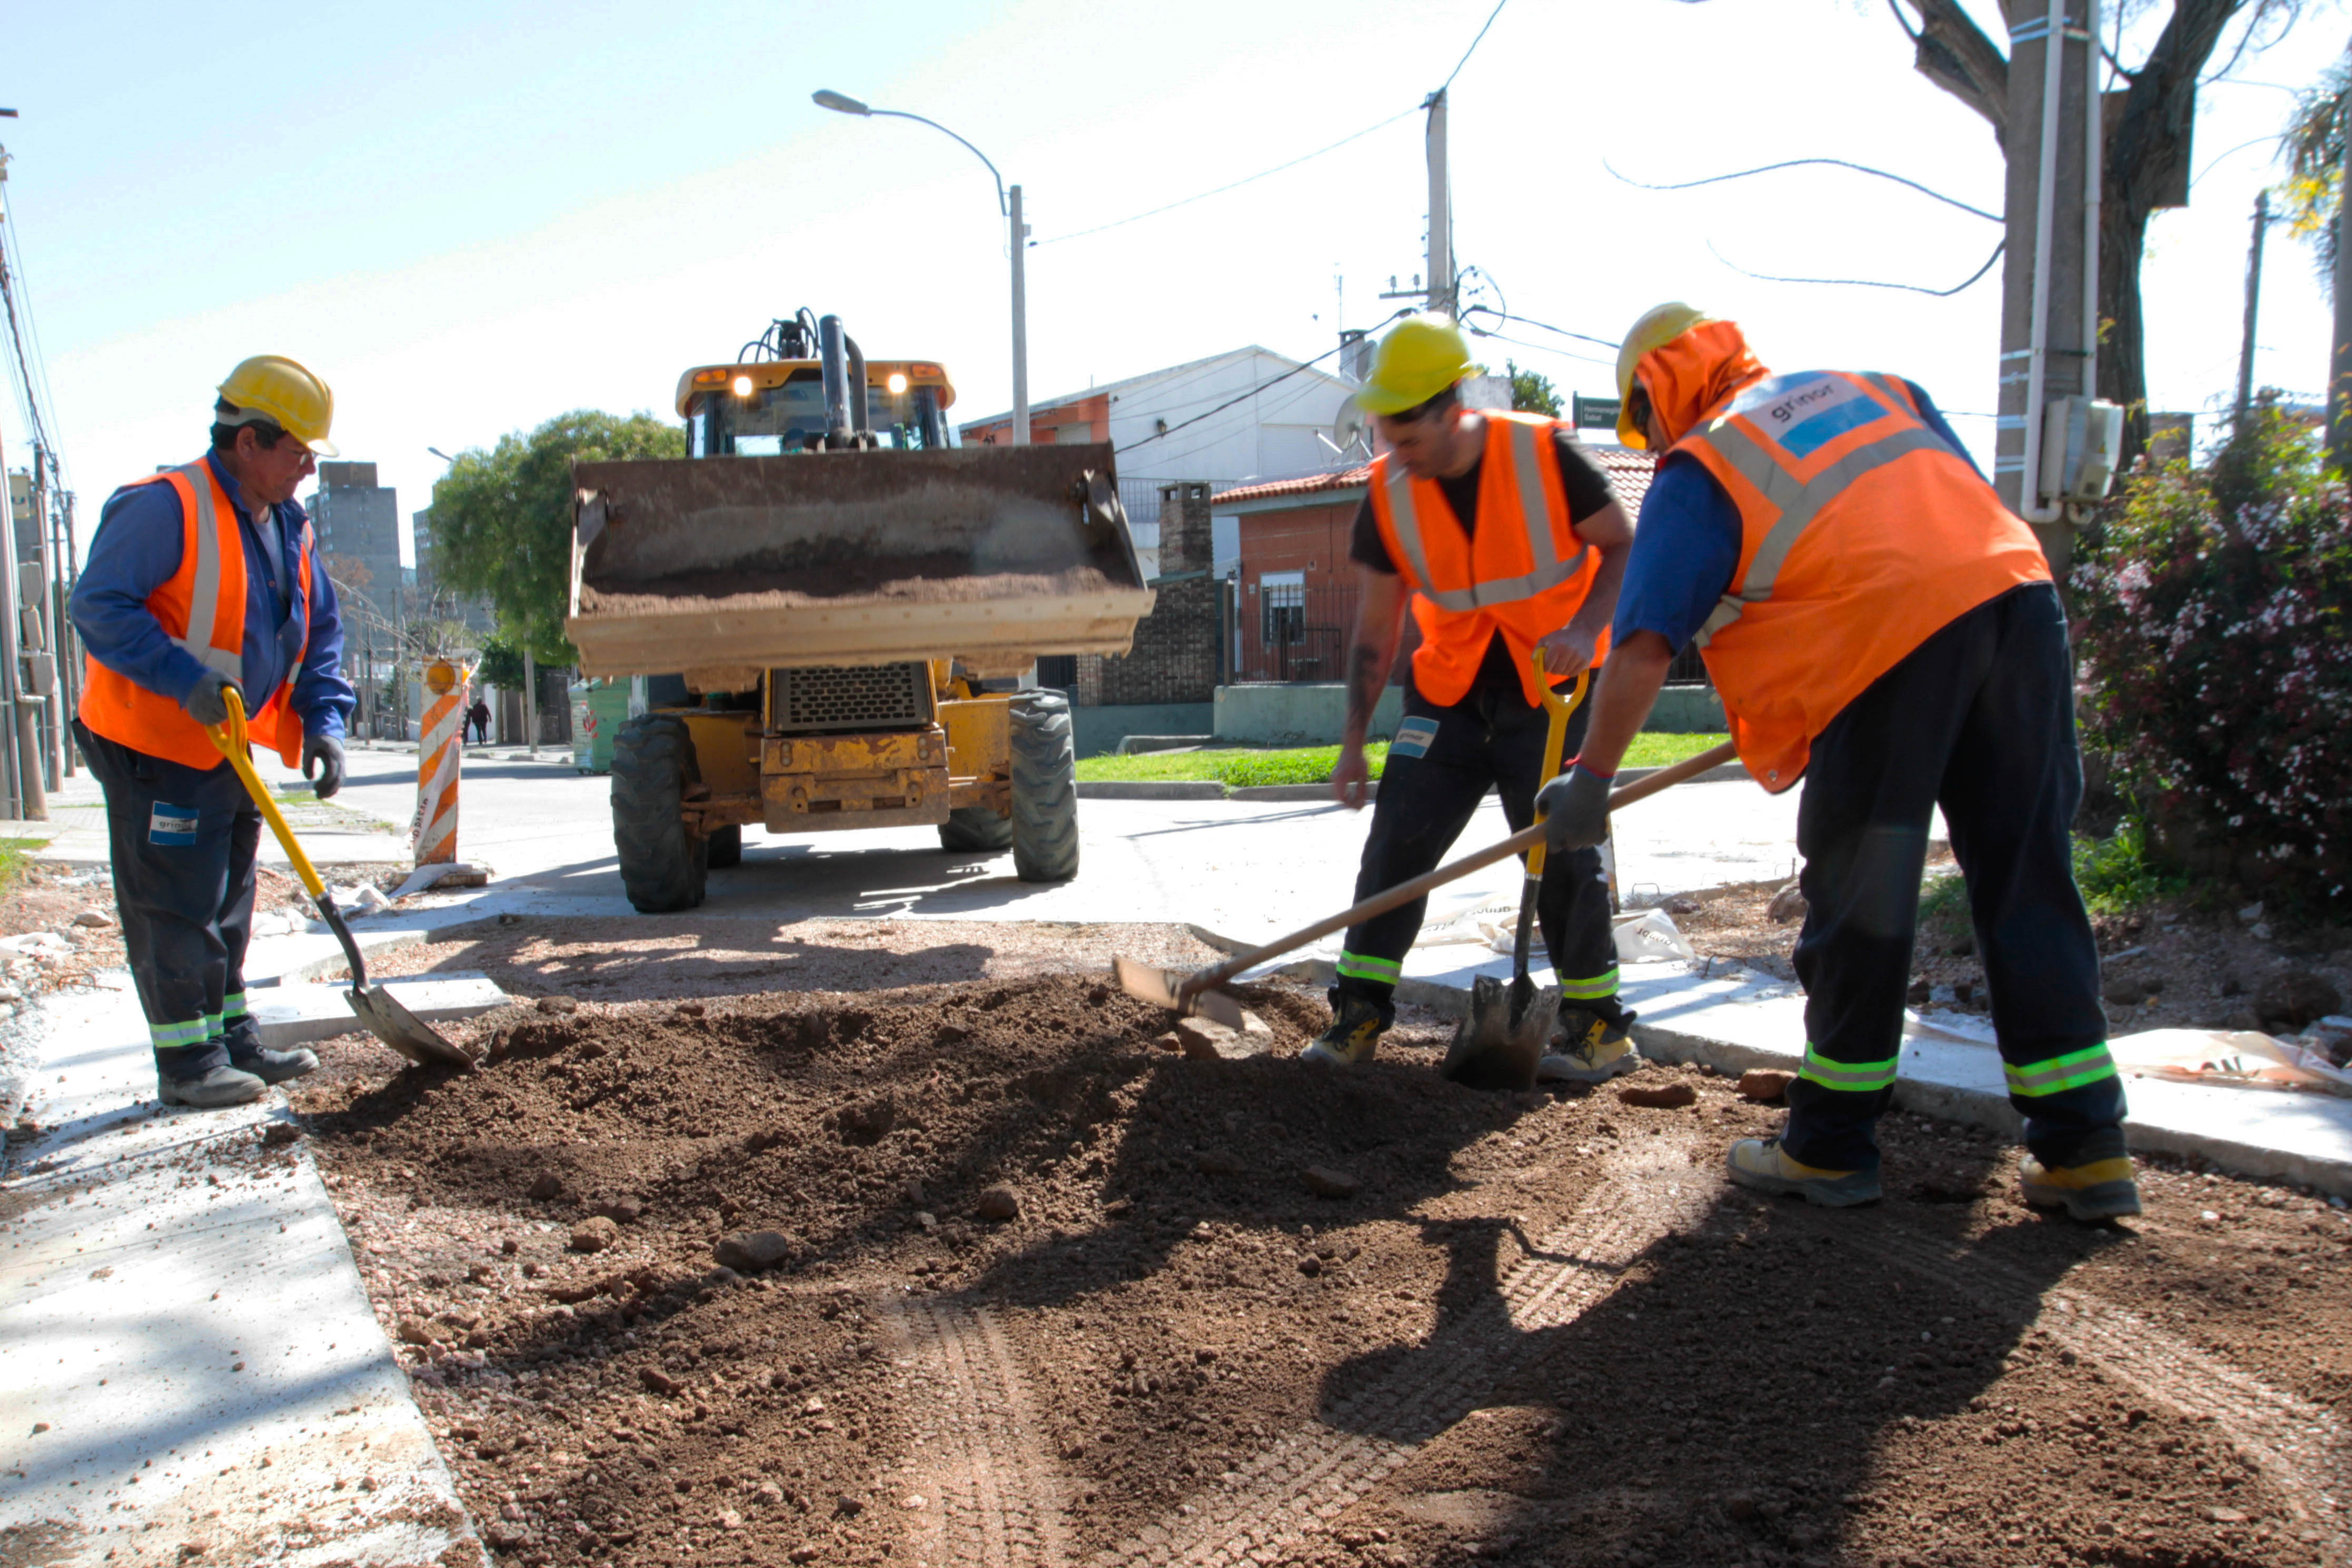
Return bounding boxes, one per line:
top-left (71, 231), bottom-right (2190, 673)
top-left (1033, 109), bottom-right (1417, 246)
top-left (1460, 305), bottom-right (1619, 353)
top-left (1706, 236), bottom-right (2006, 299)
top-left (1117, 311), bottom-right (1410, 456)
top-left (1441, 0), bottom-right (1511, 93)
top-left (1604, 155), bottom-right (2001, 224)
top-left (1460, 323), bottom-right (1615, 370)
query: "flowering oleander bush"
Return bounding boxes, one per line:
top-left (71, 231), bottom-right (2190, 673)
top-left (2073, 398), bottom-right (2352, 911)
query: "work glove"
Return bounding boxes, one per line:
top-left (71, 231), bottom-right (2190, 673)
top-left (181, 670), bottom-right (243, 728)
top-left (1535, 761), bottom-right (1613, 854)
top-left (303, 732), bottom-right (346, 800)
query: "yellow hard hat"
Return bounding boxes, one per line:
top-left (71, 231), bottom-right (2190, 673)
top-left (1614, 302), bottom-right (1709, 448)
top-left (216, 355), bottom-right (338, 456)
top-left (1355, 315), bottom-right (1472, 415)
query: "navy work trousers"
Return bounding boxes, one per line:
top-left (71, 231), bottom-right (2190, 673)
top-left (1332, 675), bottom-right (1620, 1024)
top-left (1782, 582), bottom-right (2126, 1172)
top-left (76, 720), bottom-right (262, 1082)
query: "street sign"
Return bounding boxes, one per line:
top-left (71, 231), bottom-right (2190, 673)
top-left (1572, 394), bottom-right (1621, 433)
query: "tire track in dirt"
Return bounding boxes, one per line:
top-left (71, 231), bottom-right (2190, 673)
top-left (1088, 1146), bottom-right (1716, 1567)
top-left (888, 1295), bottom-right (1073, 1568)
top-left (1857, 1227), bottom-right (2349, 1561)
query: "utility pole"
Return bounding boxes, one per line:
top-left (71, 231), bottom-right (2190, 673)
top-left (524, 647), bottom-right (538, 758)
top-left (1009, 184), bottom-right (1030, 446)
top-left (2331, 88), bottom-right (2352, 475)
top-left (29, 445), bottom-right (58, 789)
top-left (49, 469), bottom-right (74, 775)
top-left (2236, 192), bottom-right (2269, 421)
top-left (1423, 89), bottom-right (1453, 317)
top-left (1993, 0), bottom-right (2100, 586)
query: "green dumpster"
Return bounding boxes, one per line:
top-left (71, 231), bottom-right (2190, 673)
top-left (570, 679), bottom-right (633, 773)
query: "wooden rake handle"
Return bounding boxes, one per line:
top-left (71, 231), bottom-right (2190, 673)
top-left (1178, 738), bottom-right (1742, 1006)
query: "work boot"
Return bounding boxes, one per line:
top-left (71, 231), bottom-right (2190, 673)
top-left (158, 1064), bottom-right (269, 1110)
top-left (1302, 996), bottom-right (1388, 1066)
top-left (2018, 1153), bottom-right (2142, 1222)
top-left (1725, 1137), bottom-right (1882, 1207)
top-left (229, 1043), bottom-right (320, 1085)
top-left (1537, 1006), bottom-right (1642, 1084)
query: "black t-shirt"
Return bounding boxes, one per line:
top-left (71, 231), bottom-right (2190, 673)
top-left (1349, 424), bottom-right (1620, 695)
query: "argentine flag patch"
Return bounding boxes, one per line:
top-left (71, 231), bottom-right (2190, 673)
top-left (149, 805), bottom-right (200, 847)
top-left (1389, 717), bottom-right (1440, 760)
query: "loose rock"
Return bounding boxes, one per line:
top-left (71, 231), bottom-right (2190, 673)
top-left (568, 1216), bottom-right (620, 1253)
top-left (1303, 1165), bottom-right (1361, 1199)
top-left (2101, 975), bottom-right (2149, 1007)
top-left (1174, 1011), bottom-right (1275, 1061)
top-left (1619, 1082), bottom-right (1698, 1109)
top-left (590, 1196), bottom-right (644, 1224)
top-left (527, 1173), bottom-right (564, 1201)
top-left (533, 995), bottom-right (579, 1015)
top-left (72, 909), bottom-right (116, 929)
top-left (1767, 882), bottom-right (1807, 924)
top-left (2255, 969), bottom-right (2343, 1034)
top-left (1738, 1069), bottom-right (1794, 1103)
top-left (640, 1367), bottom-right (682, 1396)
top-left (713, 1230), bottom-right (799, 1272)
top-left (975, 1186), bottom-right (1021, 1223)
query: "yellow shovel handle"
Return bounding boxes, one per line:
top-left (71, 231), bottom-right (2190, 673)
top-left (1525, 653), bottom-right (1591, 880)
top-left (204, 687), bottom-right (329, 902)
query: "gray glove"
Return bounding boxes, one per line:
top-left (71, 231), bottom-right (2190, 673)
top-left (303, 732), bottom-right (346, 799)
top-left (1536, 762), bottom-right (1613, 854)
top-left (181, 670), bottom-right (242, 728)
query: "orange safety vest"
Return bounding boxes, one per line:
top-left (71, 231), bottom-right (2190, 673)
top-left (78, 459), bottom-right (312, 771)
top-left (1675, 371), bottom-right (2050, 792)
top-left (1368, 411), bottom-right (1612, 707)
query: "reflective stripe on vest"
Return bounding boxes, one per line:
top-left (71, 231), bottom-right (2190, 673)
top-left (1381, 419), bottom-right (1589, 612)
top-left (1690, 419), bottom-right (1956, 650)
top-left (171, 462), bottom-right (243, 681)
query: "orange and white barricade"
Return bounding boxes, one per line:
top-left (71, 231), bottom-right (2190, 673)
top-left (414, 659), bottom-right (468, 865)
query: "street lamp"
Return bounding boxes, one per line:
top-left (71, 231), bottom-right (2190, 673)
top-left (813, 89), bottom-right (1029, 446)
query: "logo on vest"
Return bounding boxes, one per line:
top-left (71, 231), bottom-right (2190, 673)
top-left (149, 805), bottom-right (201, 847)
top-left (1739, 373), bottom-right (1883, 461)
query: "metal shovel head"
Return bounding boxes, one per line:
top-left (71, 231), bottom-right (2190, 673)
top-left (1441, 974), bottom-right (1557, 1093)
top-left (1110, 956), bottom-right (1249, 1030)
top-left (347, 986), bottom-right (478, 1073)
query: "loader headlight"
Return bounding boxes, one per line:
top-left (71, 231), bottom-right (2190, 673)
top-left (886, 372), bottom-right (909, 395)
top-left (731, 375), bottom-right (755, 398)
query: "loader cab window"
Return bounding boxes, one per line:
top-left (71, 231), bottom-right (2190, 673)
top-left (691, 372), bottom-right (951, 456)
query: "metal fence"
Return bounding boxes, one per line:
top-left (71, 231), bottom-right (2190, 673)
top-left (1237, 579), bottom-right (1358, 684)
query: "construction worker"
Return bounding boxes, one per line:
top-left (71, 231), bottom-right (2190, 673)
top-left (1538, 305), bottom-right (2136, 1221)
top-left (71, 356), bottom-right (355, 1110)
top-left (1308, 316), bottom-right (1638, 1082)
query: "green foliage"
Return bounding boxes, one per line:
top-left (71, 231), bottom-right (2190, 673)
top-left (0, 836), bottom-right (39, 896)
top-left (2279, 56), bottom-right (2347, 295)
top-left (474, 637), bottom-right (528, 689)
top-left (2071, 819), bottom-right (2188, 915)
top-left (2074, 396), bottom-right (2352, 910)
top-left (427, 410), bottom-right (686, 665)
top-left (1505, 360), bottom-right (1562, 418)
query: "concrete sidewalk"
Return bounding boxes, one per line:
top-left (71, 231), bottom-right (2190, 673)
top-left (0, 940), bottom-right (492, 1564)
top-left (1231, 930), bottom-right (2352, 1199)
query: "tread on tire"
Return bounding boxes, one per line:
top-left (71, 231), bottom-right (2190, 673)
top-left (610, 715), bottom-right (709, 912)
top-left (1008, 691), bottom-right (1079, 883)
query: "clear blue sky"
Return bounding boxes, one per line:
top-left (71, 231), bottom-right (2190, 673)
top-left (3, 0), bottom-right (2341, 566)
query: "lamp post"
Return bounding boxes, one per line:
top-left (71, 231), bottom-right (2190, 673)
top-left (813, 90), bottom-right (1028, 446)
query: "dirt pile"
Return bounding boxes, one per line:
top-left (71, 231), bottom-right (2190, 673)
top-left (302, 976), bottom-right (2352, 1568)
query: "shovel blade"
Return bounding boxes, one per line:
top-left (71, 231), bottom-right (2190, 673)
top-left (1441, 974), bottom-right (1557, 1093)
top-left (348, 987), bottom-right (478, 1073)
top-left (1110, 956), bottom-right (1248, 1030)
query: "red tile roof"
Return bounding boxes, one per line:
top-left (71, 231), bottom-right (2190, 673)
top-left (1212, 442), bottom-right (1654, 512)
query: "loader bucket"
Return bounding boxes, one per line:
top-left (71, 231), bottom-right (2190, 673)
top-left (565, 443), bottom-right (1156, 678)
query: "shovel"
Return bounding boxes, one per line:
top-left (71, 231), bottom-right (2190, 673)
top-left (206, 689), bottom-right (477, 1072)
top-left (1114, 733), bottom-right (1741, 1036)
top-left (1438, 656), bottom-right (1586, 1092)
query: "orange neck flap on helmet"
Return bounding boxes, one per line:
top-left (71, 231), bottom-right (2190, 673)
top-left (1635, 319), bottom-right (1771, 448)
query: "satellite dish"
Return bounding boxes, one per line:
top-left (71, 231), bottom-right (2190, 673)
top-left (1328, 405), bottom-right (1370, 460)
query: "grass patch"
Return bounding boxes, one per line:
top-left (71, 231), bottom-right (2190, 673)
top-left (0, 836), bottom-right (42, 897)
top-left (1075, 731), bottom-right (1730, 787)
top-left (1917, 819), bottom-right (2186, 937)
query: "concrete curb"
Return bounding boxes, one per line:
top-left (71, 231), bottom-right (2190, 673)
top-left (1077, 781), bottom-right (1226, 800)
top-left (1227, 783), bottom-right (1371, 802)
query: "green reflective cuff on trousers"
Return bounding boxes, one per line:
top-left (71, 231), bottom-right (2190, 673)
top-left (148, 1019), bottom-right (211, 1050)
top-left (222, 991), bottom-right (248, 1021)
top-left (1336, 951), bottom-right (1402, 983)
top-left (2005, 1043), bottom-right (2118, 1098)
top-left (1557, 968), bottom-right (1620, 1001)
top-left (1798, 1043), bottom-right (1899, 1094)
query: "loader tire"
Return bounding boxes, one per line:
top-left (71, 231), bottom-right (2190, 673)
top-left (1009, 691), bottom-right (1079, 883)
top-left (707, 824), bottom-right (743, 869)
top-left (938, 805), bottom-right (1015, 854)
top-left (611, 715), bottom-right (708, 912)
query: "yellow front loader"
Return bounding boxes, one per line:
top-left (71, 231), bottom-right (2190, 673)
top-left (565, 312), bottom-right (1154, 912)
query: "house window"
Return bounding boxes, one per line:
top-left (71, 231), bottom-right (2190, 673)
top-left (1259, 571), bottom-right (1305, 645)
